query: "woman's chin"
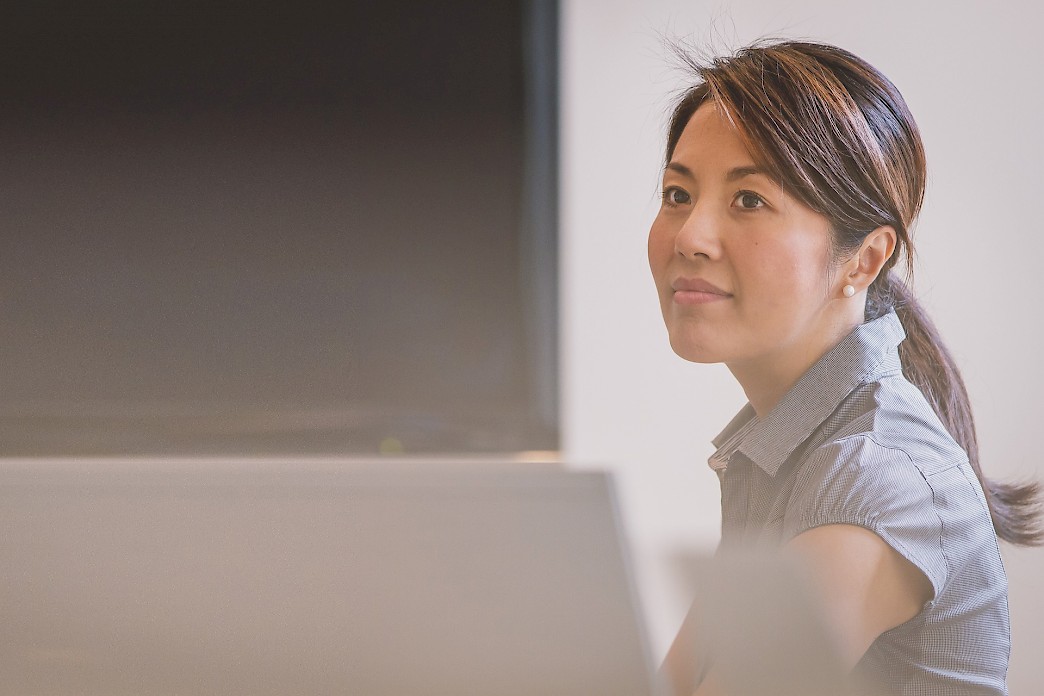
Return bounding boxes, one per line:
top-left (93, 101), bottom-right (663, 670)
top-left (668, 334), bottom-right (723, 364)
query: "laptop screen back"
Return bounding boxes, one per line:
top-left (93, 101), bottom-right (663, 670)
top-left (0, 460), bottom-right (658, 696)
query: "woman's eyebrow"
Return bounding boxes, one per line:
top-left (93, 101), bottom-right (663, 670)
top-left (725, 165), bottom-right (770, 182)
top-left (665, 161), bottom-right (694, 178)
top-left (665, 162), bottom-right (770, 182)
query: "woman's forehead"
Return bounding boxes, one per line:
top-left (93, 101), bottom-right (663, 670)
top-left (669, 104), bottom-right (763, 177)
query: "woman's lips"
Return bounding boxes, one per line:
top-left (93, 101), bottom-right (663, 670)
top-left (671, 277), bottom-right (732, 304)
top-left (673, 290), bottom-right (730, 304)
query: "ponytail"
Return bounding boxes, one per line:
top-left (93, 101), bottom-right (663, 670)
top-left (869, 273), bottom-right (1043, 546)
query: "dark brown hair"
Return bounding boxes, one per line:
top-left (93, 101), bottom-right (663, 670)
top-left (664, 40), bottom-right (1042, 545)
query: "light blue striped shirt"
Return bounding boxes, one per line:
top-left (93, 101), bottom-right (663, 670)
top-left (708, 310), bottom-right (1009, 695)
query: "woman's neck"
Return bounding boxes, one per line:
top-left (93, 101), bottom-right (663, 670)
top-left (728, 314), bottom-right (860, 418)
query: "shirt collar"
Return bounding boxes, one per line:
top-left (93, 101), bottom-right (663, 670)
top-left (708, 310), bottom-right (906, 477)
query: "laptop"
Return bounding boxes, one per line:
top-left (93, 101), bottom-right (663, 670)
top-left (0, 459), bottom-right (663, 696)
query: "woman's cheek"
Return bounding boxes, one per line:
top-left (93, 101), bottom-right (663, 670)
top-left (647, 225), bottom-right (673, 277)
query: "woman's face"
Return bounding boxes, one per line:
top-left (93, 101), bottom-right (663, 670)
top-left (648, 102), bottom-right (839, 367)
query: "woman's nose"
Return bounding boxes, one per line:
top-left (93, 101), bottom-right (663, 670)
top-left (674, 204), bottom-right (722, 259)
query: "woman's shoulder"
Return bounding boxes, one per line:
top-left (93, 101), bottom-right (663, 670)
top-left (786, 371), bottom-right (990, 545)
top-left (810, 372), bottom-right (968, 478)
top-left (784, 392), bottom-right (999, 602)
top-left (785, 371), bottom-right (1000, 559)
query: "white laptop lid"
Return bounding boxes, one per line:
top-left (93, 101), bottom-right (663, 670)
top-left (0, 459), bottom-right (660, 696)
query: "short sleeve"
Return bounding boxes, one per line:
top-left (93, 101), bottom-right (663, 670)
top-left (782, 434), bottom-right (948, 602)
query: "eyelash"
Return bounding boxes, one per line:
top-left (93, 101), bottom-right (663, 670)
top-left (660, 186), bottom-right (689, 207)
top-left (733, 190), bottom-right (766, 210)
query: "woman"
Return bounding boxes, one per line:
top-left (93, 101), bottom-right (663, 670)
top-left (649, 41), bottom-right (1042, 695)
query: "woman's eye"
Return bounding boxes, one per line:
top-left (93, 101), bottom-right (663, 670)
top-left (734, 191), bottom-right (765, 210)
top-left (662, 187), bottom-right (691, 206)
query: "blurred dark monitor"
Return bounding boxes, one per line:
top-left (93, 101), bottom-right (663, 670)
top-left (0, 1), bottom-right (558, 455)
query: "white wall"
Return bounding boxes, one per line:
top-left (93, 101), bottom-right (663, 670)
top-left (559, 1), bottom-right (1044, 691)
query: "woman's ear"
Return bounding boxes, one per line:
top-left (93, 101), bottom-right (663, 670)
top-left (845, 226), bottom-right (897, 290)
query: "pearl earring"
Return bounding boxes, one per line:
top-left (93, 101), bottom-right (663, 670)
top-left (843, 284), bottom-right (856, 298)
